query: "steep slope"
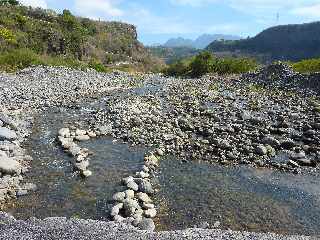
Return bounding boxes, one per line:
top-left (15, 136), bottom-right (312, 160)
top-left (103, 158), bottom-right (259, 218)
top-left (0, 4), bottom-right (161, 71)
top-left (206, 22), bottom-right (320, 61)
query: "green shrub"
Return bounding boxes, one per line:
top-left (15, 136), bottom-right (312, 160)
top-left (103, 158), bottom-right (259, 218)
top-left (0, 27), bottom-right (16, 44)
top-left (190, 51), bottom-right (215, 77)
top-left (213, 57), bottom-right (257, 75)
top-left (164, 51), bottom-right (258, 77)
top-left (291, 58), bottom-right (320, 73)
top-left (88, 59), bottom-right (107, 72)
top-left (40, 55), bottom-right (88, 69)
top-left (0, 48), bottom-right (41, 71)
top-left (164, 59), bottom-right (191, 77)
top-left (0, 0), bottom-right (19, 5)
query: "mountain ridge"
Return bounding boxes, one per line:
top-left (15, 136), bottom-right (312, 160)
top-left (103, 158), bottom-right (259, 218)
top-left (163, 34), bottom-right (241, 49)
top-left (206, 21), bottom-right (320, 61)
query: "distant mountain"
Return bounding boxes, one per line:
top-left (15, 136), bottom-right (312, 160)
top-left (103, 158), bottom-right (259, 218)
top-left (193, 34), bottom-right (241, 49)
top-left (163, 34), bottom-right (241, 49)
top-left (163, 37), bottom-right (194, 48)
top-left (206, 21), bottom-right (320, 61)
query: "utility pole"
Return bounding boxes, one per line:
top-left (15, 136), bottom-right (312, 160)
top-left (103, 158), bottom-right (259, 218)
top-left (276, 12), bottom-right (280, 25)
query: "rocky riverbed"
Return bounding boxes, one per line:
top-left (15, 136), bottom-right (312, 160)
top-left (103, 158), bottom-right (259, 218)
top-left (0, 63), bottom-right (320, 238)
top-left (0, 66), bottom-right (146, 209)
top-left (91, 63), bottom-right (320, 173)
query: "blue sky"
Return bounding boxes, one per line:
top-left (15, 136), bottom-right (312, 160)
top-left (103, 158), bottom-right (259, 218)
top-left (20, 0), bottom-right (320, 45)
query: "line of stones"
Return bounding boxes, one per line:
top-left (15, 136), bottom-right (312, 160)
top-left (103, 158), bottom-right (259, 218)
top-left (57, 127), bottom-right (97, 178)
top-left (57, 126), bottom-right (163, 230)
top-left (109, 148), bottom-right (164, 231)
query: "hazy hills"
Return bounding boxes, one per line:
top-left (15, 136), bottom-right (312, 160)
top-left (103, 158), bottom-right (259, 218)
top-left (164, 34), bottom-right (241, 49)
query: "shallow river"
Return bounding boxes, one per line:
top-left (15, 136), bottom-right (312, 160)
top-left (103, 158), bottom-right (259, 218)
top-left (4, 104), bottom-right (320, 236)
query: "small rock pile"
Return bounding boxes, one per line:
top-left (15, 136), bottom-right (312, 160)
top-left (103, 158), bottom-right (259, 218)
top-left (242, 62), bottom-right (320, 95)
top-left (57, 127), bottom-right (98, 177)
top-left (109, 149), bottom-right (162, 231)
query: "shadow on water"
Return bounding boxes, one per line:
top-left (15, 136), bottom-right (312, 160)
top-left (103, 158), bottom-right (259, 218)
top-left (4, 107), bottom-right (146, 220)
top-left (3, 105), bottom-right (320, 236)
top-left (154, 157), bottom-right (320, 236)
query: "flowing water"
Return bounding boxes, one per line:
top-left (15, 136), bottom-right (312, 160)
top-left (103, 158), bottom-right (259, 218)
top-left (3, 101), bottom-right (320, 236)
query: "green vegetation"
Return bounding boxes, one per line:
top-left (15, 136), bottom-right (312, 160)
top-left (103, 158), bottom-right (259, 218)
top-left (0, 3), bottom-right (163, 72)
top-left (0, 48), bottom-right (96, 72)
top-left (164, 51), bottom-right (258, 77)
top-left (0, 48), bottom-right (40, 71)
top-left (147, 46), bottom-right (200, 64)
top-left (206, 22), bottom-right (320, 62)
top-left (291, 58), bottom-right (320, 73)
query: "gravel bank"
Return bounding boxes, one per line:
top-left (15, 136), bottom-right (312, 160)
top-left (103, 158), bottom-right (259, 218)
top-left (0, 212), bottom-right (314, 240)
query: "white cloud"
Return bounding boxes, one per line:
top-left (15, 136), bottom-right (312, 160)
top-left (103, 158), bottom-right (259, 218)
top-left (125, 8), bottom-right (190, 34)
top-left (20, 0), bottom-right (47, 8)
top-left (291, 4), bottom-right (320, 17)
top-left (74, 0), bottom-right (123, 19)
top-left (205, 23), bottom-right (243, 34)
top-left (170, 0), bottom-right (320, 14)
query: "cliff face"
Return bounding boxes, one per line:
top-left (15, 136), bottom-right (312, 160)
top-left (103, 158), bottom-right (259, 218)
top-left (206, 21), bottom-right (320, 62)
top-left (0, 4), bottom-right (159, 70)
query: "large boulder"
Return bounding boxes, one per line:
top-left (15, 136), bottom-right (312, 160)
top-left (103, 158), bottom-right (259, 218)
top-left (0, 156), bottom-right (21, 175)
top-left (0, 127), bottom-right (17, 141)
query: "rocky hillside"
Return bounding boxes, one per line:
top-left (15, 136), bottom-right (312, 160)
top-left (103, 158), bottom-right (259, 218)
top-left (206, 21), bottom-right (320, 61)
top-left (0, 3), bottom-right (161, 71)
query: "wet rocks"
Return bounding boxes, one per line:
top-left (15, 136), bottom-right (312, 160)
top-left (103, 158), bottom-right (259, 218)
top-left (58, 127), bottom-right (94, 177)
top-left (127, 180), bottom-right (139, 191)
top-left (144, 208), bottom-right (157, 218)
top-left (138, 180), bottom-right (154, 194)
top-left (136, 192), bottom-right (152, 204)
top-left (58, 128), bottom-right (70, 138)
top-left (255, 145), bottom-right (268, 156)
top-left (110, 150), bottom-right (162, 231)
top-left (113, 192), bottom-right (126, 202)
